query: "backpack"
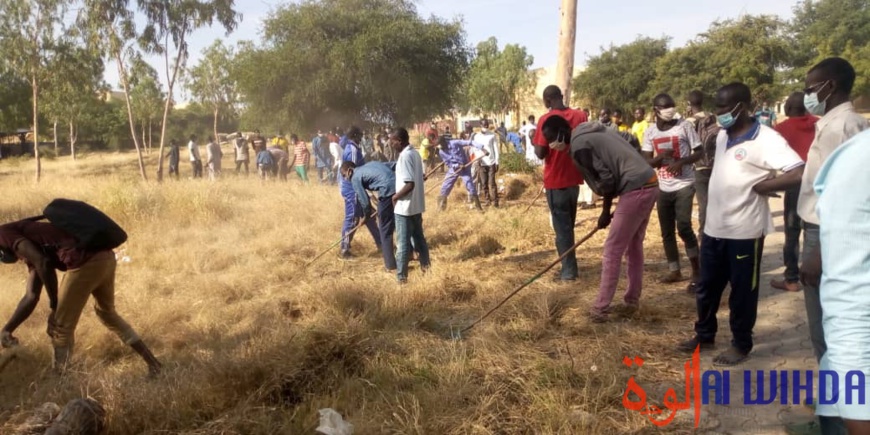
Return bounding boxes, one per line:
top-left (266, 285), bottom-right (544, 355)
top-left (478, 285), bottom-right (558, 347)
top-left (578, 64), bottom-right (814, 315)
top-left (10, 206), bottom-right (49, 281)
top-left (694, 114), bottom-right (720, 168)
top-left (39, 199), bottom-right (128, 251)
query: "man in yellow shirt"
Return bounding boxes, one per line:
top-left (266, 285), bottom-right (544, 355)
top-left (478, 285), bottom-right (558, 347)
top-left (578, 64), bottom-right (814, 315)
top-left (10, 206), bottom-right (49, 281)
top-left (631, 107), bottom-right (649, 145)
top-left (613, 109), bottom-right (631, 133)
top-left (272, 132), bottom-right (289, 152)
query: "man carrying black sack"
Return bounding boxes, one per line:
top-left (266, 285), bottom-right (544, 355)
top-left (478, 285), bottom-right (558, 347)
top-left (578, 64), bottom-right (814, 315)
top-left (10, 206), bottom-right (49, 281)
top-left (0, 217), bottom-right (161, 376)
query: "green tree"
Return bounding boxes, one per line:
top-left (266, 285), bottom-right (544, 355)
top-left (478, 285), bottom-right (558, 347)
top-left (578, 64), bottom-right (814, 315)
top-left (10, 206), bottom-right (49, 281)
top-left (791, 0), bottom-right (870, 96)
top-left (128, 58), bottom-right (164, 155)
top-left (0, 64), bottom-right (32, 134)
top-left (573, 37), bottom-right (669, 111)
top-left (234, 0), bottom-right (470, 131)
top-left (186, 40), bottom-right (237, 143)
top-left (78, 0), bottom-right (149, 180)
top-left (465, 37), bottom-right (535, 121)
top-left (650, 15), bottom-right (792, 108)
top-left (42, 39), bottom-right (105, 160)
top-left (0, 0), bottom-right (70, 181)
top-left (140, 0), bottom-right (241, 181)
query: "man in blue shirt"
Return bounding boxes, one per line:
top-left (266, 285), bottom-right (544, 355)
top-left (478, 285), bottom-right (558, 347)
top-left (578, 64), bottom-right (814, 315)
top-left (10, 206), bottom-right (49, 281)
top-left (341, 161), bottom-right (397, 271)
top-left (339, 126), bottom-right (380, 259)
top-left (438, 133), bottom-right (486, 211)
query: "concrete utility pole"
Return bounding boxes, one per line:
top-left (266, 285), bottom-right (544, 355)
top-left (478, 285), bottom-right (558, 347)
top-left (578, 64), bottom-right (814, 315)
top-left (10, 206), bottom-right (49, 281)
top-left (556, 0), bottom-right (578, 106)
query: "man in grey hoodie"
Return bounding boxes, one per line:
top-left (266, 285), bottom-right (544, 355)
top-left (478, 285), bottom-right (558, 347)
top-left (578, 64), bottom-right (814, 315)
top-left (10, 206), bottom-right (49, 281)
top-left (542, 117), bottom-right (660, 323)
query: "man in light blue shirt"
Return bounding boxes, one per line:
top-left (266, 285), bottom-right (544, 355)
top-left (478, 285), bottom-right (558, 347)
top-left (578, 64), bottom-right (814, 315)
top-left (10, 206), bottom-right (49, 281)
top-left (814, 129), bottom-right (870, 433)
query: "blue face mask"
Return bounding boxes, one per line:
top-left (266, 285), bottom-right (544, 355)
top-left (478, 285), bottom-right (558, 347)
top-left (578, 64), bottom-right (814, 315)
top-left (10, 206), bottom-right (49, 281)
top-left (717, 103), bottom-right (742, 129)
top-left (804, 81), bottom-right (830, 116)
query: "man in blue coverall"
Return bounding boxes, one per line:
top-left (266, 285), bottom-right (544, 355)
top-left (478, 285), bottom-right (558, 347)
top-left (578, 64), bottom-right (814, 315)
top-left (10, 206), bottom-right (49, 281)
top-left (339, 126), bottom-right (381, 259)
top-left (438, 132), bottom-right (487, 211)
top-left (341, 160), bottom-right (398, 272)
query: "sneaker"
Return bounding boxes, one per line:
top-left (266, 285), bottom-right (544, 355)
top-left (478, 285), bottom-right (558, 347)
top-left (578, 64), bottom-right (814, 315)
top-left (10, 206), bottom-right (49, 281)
top-left (660, 270), bottom-right (686, 284)
top-left (676, 336), bottom-right (715, 353)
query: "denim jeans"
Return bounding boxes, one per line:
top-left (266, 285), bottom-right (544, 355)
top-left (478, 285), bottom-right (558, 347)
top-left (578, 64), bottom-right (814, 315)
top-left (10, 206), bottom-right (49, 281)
top-left (480, 164), bottom-right (499, 205)
top-left (377, 196), bottom-right (397, 271)
top-left (783, 187), bottom-right (802, 283)
top-left (340, 191), bottom-right (380, 253)
top-left (657, 185), bottom-right (699, 271)
top-left (546, 186), bottom-right (579, 280)
top-left (396, 214), bottom-right (430, 281)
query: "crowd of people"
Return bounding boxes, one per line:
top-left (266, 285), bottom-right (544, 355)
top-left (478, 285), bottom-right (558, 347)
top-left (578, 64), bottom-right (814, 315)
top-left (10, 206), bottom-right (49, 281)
top-left (0, 52), bottom-right (869, 433)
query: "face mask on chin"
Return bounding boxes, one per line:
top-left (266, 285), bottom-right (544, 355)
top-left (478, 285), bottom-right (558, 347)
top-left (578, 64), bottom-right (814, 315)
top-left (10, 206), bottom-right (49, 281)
top-left (548, 131), bottom-right (568, 151)
top-left (657, 107), bottom-right (677, 121)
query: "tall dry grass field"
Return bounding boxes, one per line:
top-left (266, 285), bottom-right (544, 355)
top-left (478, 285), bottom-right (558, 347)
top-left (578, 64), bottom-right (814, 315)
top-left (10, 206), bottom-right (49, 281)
top-left (0, 150), bottom-right (704, 434)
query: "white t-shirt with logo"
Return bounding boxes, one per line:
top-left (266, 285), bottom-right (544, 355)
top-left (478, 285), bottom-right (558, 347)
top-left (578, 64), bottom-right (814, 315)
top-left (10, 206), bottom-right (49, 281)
top-left (641, 120), bottom-right (701, 192)
top-left (395, 145), bottom-right (426, 216)
top-left (520, 124), bottom-right (542, 166)
top-left (705, 124), bottom-right (804, 240)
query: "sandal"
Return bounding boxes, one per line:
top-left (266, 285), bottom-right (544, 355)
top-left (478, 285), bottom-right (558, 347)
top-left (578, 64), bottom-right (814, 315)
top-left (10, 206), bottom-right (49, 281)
top-left (713, 347), bottom-right (750, 367)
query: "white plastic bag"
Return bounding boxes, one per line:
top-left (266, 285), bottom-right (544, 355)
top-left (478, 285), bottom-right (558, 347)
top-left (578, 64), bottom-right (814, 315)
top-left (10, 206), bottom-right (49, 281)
top-left (316, 408), bottom-right (353, 435)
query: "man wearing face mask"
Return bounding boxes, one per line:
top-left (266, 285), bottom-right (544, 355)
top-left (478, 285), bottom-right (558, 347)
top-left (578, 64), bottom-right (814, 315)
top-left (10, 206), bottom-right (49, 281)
top-left (678, 82), bottom-right (805, 367)
top-left (532, 85), bottom-right (588, 282)
top-left (641, 94), bottom-right (703, 292)
top-left (796, 58), bottom-right (869, 429)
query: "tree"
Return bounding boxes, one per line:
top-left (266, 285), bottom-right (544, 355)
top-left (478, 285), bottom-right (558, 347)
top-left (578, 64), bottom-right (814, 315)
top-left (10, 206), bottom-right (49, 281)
top-left (0, 64), bottom-right (32, 134)
top-left (42, 39), bottom-right (105, 160)
top-left (78, 0), bottom-right (149, 180)
top-left (187, 40), bottom-right (237, 143)
top-left (0, 0), bottom-right (70, 181)
top-left (573, 36), bottom-right (669, 111)
top-left (128, 59), bottom-right (164, 155)
top-left (139, 0), bottom-right (241, 182)
top-left (464, 37), bottom-right (535, 122)
top-left (791, 0), bottom-right (870, 96)
top-left (648, 41), bottom-right (720, 108)
top-left (234, 0), bottom-right (470, 131)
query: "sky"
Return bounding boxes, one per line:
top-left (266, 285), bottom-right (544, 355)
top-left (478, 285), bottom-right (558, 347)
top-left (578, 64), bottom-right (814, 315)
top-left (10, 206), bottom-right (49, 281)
top-left (108, 0), bottom-right (801, 99)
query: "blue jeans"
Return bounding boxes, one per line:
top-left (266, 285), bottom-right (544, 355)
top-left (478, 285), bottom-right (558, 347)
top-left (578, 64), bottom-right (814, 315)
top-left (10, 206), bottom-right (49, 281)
top-left (546, 186), bottom-right (579, 280)
top-left (340, 191), bottom-right (380, 253)
top-left (377, 196), bottom-right (397, 270)
top-left (395, 214), bottom-right (430, 281)
top-left (783, 186), bottom-right (802, 283)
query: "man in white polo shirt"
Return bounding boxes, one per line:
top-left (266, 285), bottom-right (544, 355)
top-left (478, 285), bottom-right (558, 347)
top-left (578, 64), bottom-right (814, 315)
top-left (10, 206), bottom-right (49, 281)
top-left (677, 82), bottom-right (804, 367)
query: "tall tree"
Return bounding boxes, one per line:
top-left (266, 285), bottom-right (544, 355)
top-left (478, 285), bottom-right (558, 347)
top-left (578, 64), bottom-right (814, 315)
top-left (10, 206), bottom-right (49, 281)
top-left (128, 58), bottom-right (164, 155)
top-left (0, 64), bottom-right (32, 134)
top-left (573, 36), bottom-right (669, 111)
top-left (187, 40), bottom-right (237, 144)
top-left (234, 0), bottom-right (470, 130)
top-left (465, 37), bottom-right (535, 122)
top-left (0, 0), bottom-right (69, 181)
top-left (42, 39), bottom-right (105, 160)
top-left (78, 0), bottom-right (149, 180)
top-left (140, 0), bottom-right (241, 182)
top-left (791, 0), bottom-right (870, 96)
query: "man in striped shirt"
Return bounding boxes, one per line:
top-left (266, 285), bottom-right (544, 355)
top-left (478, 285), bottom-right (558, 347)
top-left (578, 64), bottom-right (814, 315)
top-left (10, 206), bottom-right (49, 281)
top-left (290, 134), bottom-right (310, 184)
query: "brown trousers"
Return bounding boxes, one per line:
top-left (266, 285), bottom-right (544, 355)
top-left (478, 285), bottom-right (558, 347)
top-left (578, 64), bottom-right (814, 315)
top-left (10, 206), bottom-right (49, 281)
top-left (52, 251), bottom-right (140, 350)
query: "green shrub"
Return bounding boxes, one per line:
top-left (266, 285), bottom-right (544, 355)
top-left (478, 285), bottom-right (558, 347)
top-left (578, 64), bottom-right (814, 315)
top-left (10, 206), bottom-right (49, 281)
top-left (499, 151), bottom-right (535, 174)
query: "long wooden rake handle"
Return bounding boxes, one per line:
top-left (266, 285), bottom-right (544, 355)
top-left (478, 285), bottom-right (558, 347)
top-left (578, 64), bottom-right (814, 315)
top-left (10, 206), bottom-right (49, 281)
top-left (459, 226), bottom-right (600, 334)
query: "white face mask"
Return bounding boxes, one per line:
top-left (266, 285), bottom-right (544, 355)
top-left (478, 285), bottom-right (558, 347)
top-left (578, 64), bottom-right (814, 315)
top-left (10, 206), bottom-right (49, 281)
top-left (657, 107), bottom-right (677, 121)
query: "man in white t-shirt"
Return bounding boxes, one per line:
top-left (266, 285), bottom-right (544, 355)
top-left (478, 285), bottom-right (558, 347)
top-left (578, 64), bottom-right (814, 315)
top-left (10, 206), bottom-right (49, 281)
top-left (390, 128), bottom-right (430, 284)
top-left (188, 134), bottom-right (202, 178)
top-left (641, 93), bottom-right (703, 291)
top-left (519, 115), bottom-right (542, 166)
top-left (474, 120), bottom-right (500, 207)
top-left (677, 82), bottom-right (804, 367)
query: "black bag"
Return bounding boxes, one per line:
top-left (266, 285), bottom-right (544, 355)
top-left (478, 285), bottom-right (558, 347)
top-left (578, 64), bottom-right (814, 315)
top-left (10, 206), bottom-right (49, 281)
top-left (41, 199), bottom-right (127, 251)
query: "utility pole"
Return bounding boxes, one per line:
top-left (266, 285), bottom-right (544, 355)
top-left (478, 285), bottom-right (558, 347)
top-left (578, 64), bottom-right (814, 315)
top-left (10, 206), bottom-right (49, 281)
top-left (555, 0), bottom-right (578, 106)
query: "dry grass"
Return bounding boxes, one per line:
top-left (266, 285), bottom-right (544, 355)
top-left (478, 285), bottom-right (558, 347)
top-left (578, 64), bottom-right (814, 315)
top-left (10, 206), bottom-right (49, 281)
top-left (0, 150), bottom-right (703, 434)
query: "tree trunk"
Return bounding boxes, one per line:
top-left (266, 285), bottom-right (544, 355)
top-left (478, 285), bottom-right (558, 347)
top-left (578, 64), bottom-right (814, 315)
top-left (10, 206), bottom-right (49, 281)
top-left (213, 106), bottom-right (219, 147)
top-left (32, 77), bottom-right (41, 182)
top-left (116, 53), bottom-right (148, 181)
top-left (556, 0), bottom-right (578, 106)
top-left (69, 121), bottom-right (76, 161)
top-left (53, 120), bottom-right (58, 156)
top-left (148, 119), bottom-right (153, 153)
top-left (156, 27), bottom-right (187, 182)
top-left (141, 123), bottom-right (147, 155)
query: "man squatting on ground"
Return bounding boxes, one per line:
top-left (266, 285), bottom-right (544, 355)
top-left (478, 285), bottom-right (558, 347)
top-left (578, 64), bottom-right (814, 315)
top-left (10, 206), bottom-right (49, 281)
top-left (339, 126), bottom-right (381, 259)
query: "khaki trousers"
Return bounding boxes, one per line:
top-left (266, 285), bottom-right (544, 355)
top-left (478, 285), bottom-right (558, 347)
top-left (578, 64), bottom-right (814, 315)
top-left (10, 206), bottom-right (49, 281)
top-left (52, 251), bottom-right (140, 350)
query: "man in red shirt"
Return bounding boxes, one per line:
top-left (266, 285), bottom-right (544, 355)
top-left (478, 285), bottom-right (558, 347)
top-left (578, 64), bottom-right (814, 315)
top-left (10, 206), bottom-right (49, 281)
top-left (533, 85), bottom-right (588, 281)
top-left (771, 92), bottom-right (818, 292)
